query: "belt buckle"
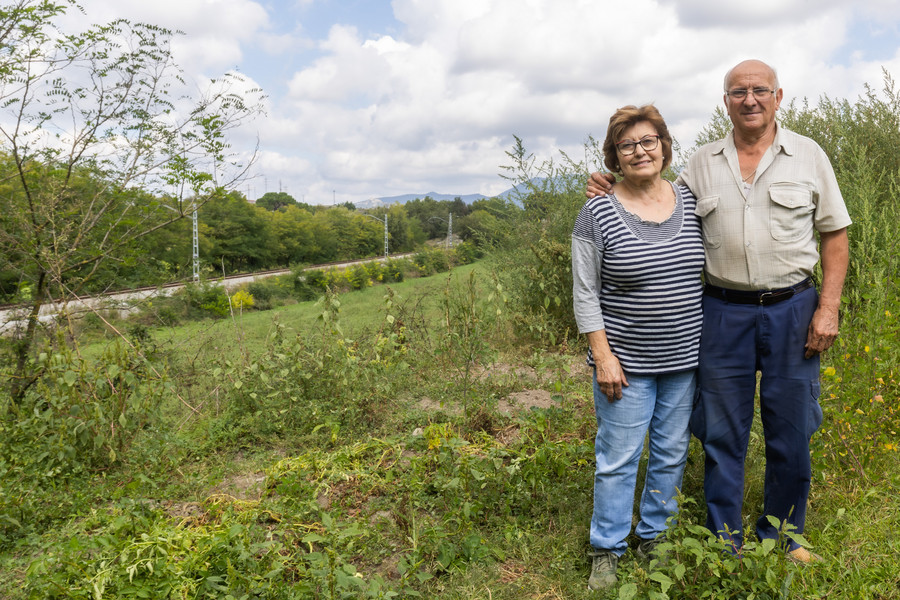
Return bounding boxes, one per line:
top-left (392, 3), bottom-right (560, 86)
top-left (759, 291), bottom-right (774, 305)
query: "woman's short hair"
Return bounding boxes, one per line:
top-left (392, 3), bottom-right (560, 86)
top-left (602, 104), bottom-right (673, 174)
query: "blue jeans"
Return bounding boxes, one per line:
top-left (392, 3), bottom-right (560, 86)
top-left (590, 369), bottom-right (695, 555)
top-left (690, 287), bottom-right (822, 549)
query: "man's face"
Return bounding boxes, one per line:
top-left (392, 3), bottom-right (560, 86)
top-left (724, 62), bottom-right (783, 136)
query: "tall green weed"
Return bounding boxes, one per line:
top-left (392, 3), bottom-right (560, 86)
top-left (0, 338), bottom-right (168, 546)
top-left (490, 136), bottom-right (590, 346)
top-left (208, 289), bottom-right (409, 445)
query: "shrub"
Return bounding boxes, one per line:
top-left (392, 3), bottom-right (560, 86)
top-left (183, 282), bottom-right (230, 318)
top-left (245, 276), bottom-right (293, 311)
top-left (293, 268), bottom-right (328, 301)
top-left (347, 264), bottom-right (372, 290)
top-left (413, 247), bottom-right (450, 276)
top-left (0, 340), bottom-right (168, 546)
top-left (209, 290), bottom-right (410, 445)
top-left (382, 258), bottom-right (407, 283)
top-left (451, 240), bottom-right (482, 266)
top-left (246, 281), bottom-right (272, 309)
top-left (229, 289), bottom-right (255, 311)
top-left (491, 138), bottom-right (594, 346)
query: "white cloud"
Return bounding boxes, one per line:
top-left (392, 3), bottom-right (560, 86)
top-left (53, 1), bottom-right (900, 203)
top-left (657, 0), bottom-right (847, 27)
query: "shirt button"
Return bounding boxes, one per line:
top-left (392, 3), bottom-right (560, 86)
top-left (746, 241), bottom-right (751, 247)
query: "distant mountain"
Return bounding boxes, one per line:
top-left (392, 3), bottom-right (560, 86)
top-left (356, 181), bottom-right (538, 209)
top-left (355, 192), bottom-right (486, 209)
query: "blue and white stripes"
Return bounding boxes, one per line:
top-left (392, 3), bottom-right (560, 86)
top-left (571, 184), bottom-right (705, 374)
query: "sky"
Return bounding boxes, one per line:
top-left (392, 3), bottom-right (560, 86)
top-left (62, 0), bottom-right (900, 205)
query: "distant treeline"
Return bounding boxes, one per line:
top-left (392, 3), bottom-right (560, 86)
top-left (0, 183), bottom-right (520, 303)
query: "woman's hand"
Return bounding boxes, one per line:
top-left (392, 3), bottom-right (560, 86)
top-left (585, 331), bottom-right (628, 402)
top-left (594, 352), bottom-right (629, 402)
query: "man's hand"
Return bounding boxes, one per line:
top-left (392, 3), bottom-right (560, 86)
top-left (586, 172), bottom-right (616, 198)
top-left (805, 228), bottom-right (849, 359)
top-left (805, 306), bottom-right (839, 358)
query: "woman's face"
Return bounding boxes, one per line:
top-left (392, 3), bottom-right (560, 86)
top-left (616, 121), bottom-right (664, 183)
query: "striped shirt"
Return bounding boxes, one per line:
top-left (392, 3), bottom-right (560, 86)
top-left (571, 183), bottom-right (704, 374)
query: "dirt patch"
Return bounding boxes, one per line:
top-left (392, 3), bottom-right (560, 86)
top-left (164, 501), bottom-right (203, 520)
top-left (497, 389), bottom-right (557, 414)
top-left (570, 355), bottom-right (592, 377)
top-left (495, 424), bottom-right (521, 445)
top-left (415, 396), bottom-right (458, 413)
top-left (417, 388), bottom-right (559, 415)
top-left (212, 472), bottom-right (267, 501)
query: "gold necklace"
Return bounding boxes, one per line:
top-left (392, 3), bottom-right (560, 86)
top-left (742, 170), bottom-right (756, 183)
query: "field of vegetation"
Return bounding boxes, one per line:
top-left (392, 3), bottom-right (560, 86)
top-left (2, 4), bottom-right (900, 598)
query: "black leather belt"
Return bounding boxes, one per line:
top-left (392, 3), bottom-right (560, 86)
top-left (704, 278), bottom-right (814, 306)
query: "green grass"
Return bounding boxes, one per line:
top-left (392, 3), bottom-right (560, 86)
top-left (143, 263), bottom-right (479, 366)
top-left (1, 259), bottom-right (899, 599)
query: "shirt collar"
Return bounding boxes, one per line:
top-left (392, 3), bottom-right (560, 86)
top-left (771, 123), bottom-right (794, 156)
top-left (714, 122), bottom-right (793, 156)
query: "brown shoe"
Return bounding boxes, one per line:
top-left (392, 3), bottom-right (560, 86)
top-left (787, 547), bottom-right (822, 564)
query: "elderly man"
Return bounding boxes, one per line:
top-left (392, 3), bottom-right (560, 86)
top-left (587, 59), bottom-right (850, 561)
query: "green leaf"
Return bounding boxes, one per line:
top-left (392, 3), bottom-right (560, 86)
top-left (302, 533), bottom-right (326, 544)
top-left (650, 572), bottom-right (674, 593)
top-left (618, 582), bottom-right (637, 599)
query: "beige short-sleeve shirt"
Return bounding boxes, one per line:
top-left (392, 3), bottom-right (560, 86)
top-left (677, 125), bottom-right (852, 291)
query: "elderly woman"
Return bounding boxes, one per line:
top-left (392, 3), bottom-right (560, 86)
top-left (571, 104), bottom-right (704, 591)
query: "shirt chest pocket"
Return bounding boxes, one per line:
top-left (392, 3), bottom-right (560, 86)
top-left (769, 183), bottom-right (815, 242)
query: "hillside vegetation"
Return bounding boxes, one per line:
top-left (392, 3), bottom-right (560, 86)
top-left (2, 22), bottom-right (900, 597)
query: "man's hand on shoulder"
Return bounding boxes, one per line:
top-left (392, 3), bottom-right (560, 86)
top-left (586, 172), bottom-right (616, 198)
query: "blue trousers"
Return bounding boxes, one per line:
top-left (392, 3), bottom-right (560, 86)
top-left (591, 369), bottom-right (695, 555)
top-left (690, 287), bottom-right (823, 549)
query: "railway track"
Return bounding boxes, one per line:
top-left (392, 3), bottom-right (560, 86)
top-left (0, 253), bottom-right (414, 335)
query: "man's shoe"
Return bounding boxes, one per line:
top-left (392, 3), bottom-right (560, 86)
top-left (636, 537), bottom-right (670, 567)
top-left (787, 546), bottom-right (822, 564)
top-left (587, 550), bottom-right (618, 591)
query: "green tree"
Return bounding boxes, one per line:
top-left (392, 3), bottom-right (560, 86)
top-left (404, 196), bottom-right (473, 241)
top-left (255, 191), bottom-right (297, 211)
top-left (202, 192), bottom-right (273, 272)
top-left (404, 196), bottom-right (444, 238)
top-left (265, 204), bottom-right (318, 264)
top-left (386, 203), bottom-right (418, 252)
top-left (458, 209), bottom-right (503, 245)
top-left (0, 1), bottom-right (264, 402)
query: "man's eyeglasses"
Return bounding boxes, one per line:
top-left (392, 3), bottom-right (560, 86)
top-left (615, 135), bottom-right (660, 155)
top-left (726, 87), bottom-right (776, 100)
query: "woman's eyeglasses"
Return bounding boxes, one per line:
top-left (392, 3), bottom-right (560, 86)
top-left (615, 135), bottom-right (660, 155)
